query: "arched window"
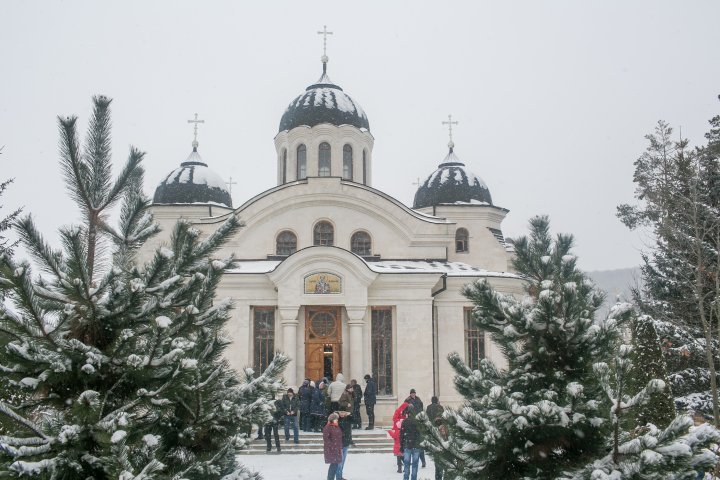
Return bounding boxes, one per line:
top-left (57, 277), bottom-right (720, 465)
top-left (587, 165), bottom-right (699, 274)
top-left (351, 231), bottom-right (372, 256)
top-left (319, 142), bottom-right (331, 176)
top-left (343, 144), bottom-right (353, 180)
top-left (297, 144), bottom-right (307, 180)
top-left (362, 150), bottom-right (368, 184)
top-left (456, 228), bottom-right (469, 253)
top-left (276, 230), bottom-right (297, 256)
top-left (313, 221), bottom-right (334, 246)
top-left (282, 149), bottom-right (287, 183)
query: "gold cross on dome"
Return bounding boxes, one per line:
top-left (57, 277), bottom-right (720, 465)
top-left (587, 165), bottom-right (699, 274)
top-left (317, 25), bottom-right (333, 62)
top-left (442, 114), bottom-right (459, 149)
top-left (187, 113), bottom-right (205, 150)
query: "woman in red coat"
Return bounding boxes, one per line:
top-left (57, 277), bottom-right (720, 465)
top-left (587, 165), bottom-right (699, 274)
top-left (323, 412), bottom-right (343, 480)
top-left (388, 402), bottom-right (409, 473)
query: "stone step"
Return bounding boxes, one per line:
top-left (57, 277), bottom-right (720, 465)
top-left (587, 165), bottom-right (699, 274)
top-left (241, 428), bottom-right (395, 455)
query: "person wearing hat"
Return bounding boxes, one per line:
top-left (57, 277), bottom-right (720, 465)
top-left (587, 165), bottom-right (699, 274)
top-left (404, 389), bottom-right (425, 468)
top-left (323, 412), bottom-right (343, 480)
top-left (281, 387), bottom-right (299, 444)
top-left (363, 374), bottom-right (377, 430)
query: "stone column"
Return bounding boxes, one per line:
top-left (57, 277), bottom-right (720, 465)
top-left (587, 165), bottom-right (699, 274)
top-left (279, 306), bottom-right (300, 388)
top-left (346, 306), bottom-right (367, 383)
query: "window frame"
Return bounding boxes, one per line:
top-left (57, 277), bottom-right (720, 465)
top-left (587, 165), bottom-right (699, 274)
top-left (276, 230), bottom-right (297, 256)
top-left (464, 307), bottom-right (485, 370)
top-left (371, 307), bottom-right (393, 395)
top-left (350, 230), bottom-right (372, 256)
top-left (456, 228), bottom-right (469, 253)
top-left (253, 307), bottom-right (276, 376)
top-left (343, 144), bottom-right (353, 180)
top-left (297, 144), bottom-right (307, 180)
top-left (313, 220), bottom-right (334, 246)
top-left (319, 142), bottom-right (331, 177)
top-left (282, 148), bottom-right (287, 183)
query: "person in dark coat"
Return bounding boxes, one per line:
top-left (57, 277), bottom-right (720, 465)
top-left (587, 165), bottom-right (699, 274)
top-left (425, 396), bottom-right (444, 424)
top-left (323, 412), bottom-right (343, 480)
top-left (433, 417), bottom-right (448, 480)
top-left (338, 384), bottom-right (354, 414)
top-left (264, 398), bottom-right (283, 453)
top-left (363, 374), bottom-right (377, 430)
top-left (404, 389), bottom-right (426, 467)
top-left (281, 388), bottom-right (299, 444)
top-left (350, 379), bottom-right (363, 429)
top-left (310, 381), bottom-right (326, 432)
top-left (400, 404), bottom-right (422, 480)
top-left (336, 410), bottom-right (353, 480)
top-left (299, 379), bottom-right (313, 432)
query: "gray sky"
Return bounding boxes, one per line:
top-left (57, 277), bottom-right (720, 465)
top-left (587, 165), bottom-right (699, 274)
top-left (2, 1), bottom-right (719, 271)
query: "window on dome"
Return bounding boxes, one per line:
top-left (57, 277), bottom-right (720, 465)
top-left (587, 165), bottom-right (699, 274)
top-left (276, 230), bottom-right (297, 256)
top-left (351, 231), bottom-right (372, 256)
top-left (282, 149), bottom-right (287, 183)
top-left (253, 307), bottom-right (275, 377)
top-left (297, 144), bottom-right (307, 179)
top-left (343, 145), bottom-right (353, 180)
top-left (319, 142), bottom-right (331, 176)
top-left (362, 150), bottom-right (367, 184)
top-left (464, 307), bottom-right (485, 370)
top-left (456, 228), bottom-right (469, 253)
top-left (313, 221), bottom-right (334, 246)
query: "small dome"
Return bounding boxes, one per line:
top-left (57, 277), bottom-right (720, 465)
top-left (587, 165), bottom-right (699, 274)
top-left (279, 67), bottom-right (369, 133)
top-left (413, 148), bottom-right (492, 209)
top-left (153, 149), bottom-right (233, 208)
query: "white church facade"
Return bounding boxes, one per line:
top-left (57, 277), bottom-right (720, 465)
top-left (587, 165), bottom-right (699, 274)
top-left (146, 51), bottom-right (524, 425)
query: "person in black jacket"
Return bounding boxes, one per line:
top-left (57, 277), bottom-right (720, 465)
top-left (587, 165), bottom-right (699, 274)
top-left (336, 410), bottom-right (353, 480)
top-left (350, 379), bottom-right (363, 429)
top-left (405, 389), bottom-right (426, 467)
top-left (299, 379), bottom-right (313, 432)
top-left (281, 388), bottom-right (299, 444)
top-left (264, 398), bottom-right (283, 453)
top-left (363, 374), bottom-right (377, 430)
top-left (400, 404), bottom-right (422, 480)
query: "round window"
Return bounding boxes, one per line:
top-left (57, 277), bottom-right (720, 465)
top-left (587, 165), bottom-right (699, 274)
top-left (310, 312), bottom-right (337, 338)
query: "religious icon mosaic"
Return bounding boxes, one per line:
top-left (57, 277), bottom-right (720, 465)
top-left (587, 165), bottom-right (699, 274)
top-left (304, 272), bottom-right (342, 294)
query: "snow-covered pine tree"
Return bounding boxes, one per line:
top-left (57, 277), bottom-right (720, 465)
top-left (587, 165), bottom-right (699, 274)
top-left (0, 96), bottom-right (287, 479)
top-left (563, 340), bottom-right (720, 479)
top-left (0, 146), bottom-right (22, 258)
top-left (618, 113), bottom-right (720, 420)
top-left (421, 216), bottom-right (624, 479)
top-left (626, 315), bottom-right (675, 429)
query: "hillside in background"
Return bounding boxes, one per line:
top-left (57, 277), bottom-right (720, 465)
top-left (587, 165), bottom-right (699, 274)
top-left (586, 267), bottom-right (642, 316)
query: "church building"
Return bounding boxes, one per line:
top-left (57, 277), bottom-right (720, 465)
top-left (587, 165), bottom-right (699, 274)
top-left (146, 43), bottom-right (524, 425)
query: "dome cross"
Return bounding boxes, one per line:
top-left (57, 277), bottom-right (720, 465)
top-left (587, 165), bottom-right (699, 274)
top-left (317, 25), bottom-right (333, 71)
top-left (187, 113), bottom-right (205, 151)
top-left (442, 114), bottom-right (459, 151)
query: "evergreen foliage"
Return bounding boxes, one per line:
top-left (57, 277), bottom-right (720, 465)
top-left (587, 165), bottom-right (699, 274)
top-left (0, 146), bottom-right (22, 258)
top-left (0, 97), bottom-right (288, 479)
top-left (626, 315), bottom-right (675, 429)
top-left (421, 216), bottom-right (623, 479)
top-left (617, 102), bottom-right (720, 420)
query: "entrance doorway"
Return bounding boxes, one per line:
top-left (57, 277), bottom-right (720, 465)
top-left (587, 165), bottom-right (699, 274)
top-left (305, 307), bottom-right (342, 382)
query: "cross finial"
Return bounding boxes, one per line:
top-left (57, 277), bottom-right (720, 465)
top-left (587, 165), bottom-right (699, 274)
top-left (225, 176), bottom-right (238, 194)
top-left (412, 177), bottom-right (422, 187)
top-left (442, 114), bottom-right (459, 151)
top-left (317, 25), bottom-right (333, 72)
top-left (187, 113), bottom-right (205, 151)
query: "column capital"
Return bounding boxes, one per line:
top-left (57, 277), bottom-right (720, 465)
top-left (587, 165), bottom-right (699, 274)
top-left (278, 306), bottom-right (300, 324)
top-left (345, 306), bottom-right (367, 324)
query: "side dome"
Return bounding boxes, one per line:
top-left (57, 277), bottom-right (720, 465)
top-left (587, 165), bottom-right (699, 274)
top-left (279, 68), bottom-right (369, 133)
top-left (153, 149), bottom-right (233, 208)
top-left (413, 148), bottom-right (492, 209)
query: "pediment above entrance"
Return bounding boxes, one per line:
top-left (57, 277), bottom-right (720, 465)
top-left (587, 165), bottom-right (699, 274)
top-left (268, 246), bottom-right (378, 307)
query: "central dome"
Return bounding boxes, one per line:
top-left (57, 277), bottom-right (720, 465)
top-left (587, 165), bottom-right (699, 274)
top-left (279, 67), bottom-right (369, 133)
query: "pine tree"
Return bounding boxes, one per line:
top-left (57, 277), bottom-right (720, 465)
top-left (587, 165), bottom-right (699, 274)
top-left (0, 96), bottom-right (287, 479)
top-left (618, 109), bottom-right (720, 421)
top-left (421, 216), bottom-right (623, 479)
top-left (0, 146), bottom-right (22, 258)
top-left (626, 315), bottom-right (675, 429)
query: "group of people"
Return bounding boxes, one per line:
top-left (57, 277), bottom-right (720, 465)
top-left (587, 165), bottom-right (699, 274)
top-left (388, 391), bottom-right (446, 480)
top-left (260, 372), bottom-right (378, 459)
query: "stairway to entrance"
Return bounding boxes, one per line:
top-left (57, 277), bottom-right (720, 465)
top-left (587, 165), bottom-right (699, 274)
top-left (240, 428), bottom-right (394, 455)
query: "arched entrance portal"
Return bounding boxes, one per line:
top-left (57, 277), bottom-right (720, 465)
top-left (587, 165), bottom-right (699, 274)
top-left (305, 307), bottom-right (342, 381)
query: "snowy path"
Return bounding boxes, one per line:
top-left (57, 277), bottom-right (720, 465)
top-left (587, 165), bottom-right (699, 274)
top-left (240, 452), bottom-right (437, 480)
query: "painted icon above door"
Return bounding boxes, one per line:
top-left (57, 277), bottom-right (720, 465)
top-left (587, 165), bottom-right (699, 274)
top-left (304, 272), bottom-right (342, 294)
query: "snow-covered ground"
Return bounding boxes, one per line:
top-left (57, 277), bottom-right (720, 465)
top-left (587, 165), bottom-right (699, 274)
top-left (240, 453), bottom-right (437, 480)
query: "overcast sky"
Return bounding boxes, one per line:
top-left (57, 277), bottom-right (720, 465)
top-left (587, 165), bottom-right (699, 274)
top-left (2, 1), bottom-right (719, 271)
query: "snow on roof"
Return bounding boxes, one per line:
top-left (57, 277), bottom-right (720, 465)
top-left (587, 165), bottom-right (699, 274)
top-left (226, 258), bottom-right (518, 278)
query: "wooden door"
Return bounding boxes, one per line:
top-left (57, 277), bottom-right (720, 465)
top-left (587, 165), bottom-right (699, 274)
top-left (305, 307), bottom-right (342, 381)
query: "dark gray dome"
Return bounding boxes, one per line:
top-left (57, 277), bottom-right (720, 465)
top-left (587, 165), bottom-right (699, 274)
top-left (153, 149), bottom-right (232, 208)
top-left (279, 67), bottom-right (369, 133)
top-left (413, 149), bottom-right (492, 209)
